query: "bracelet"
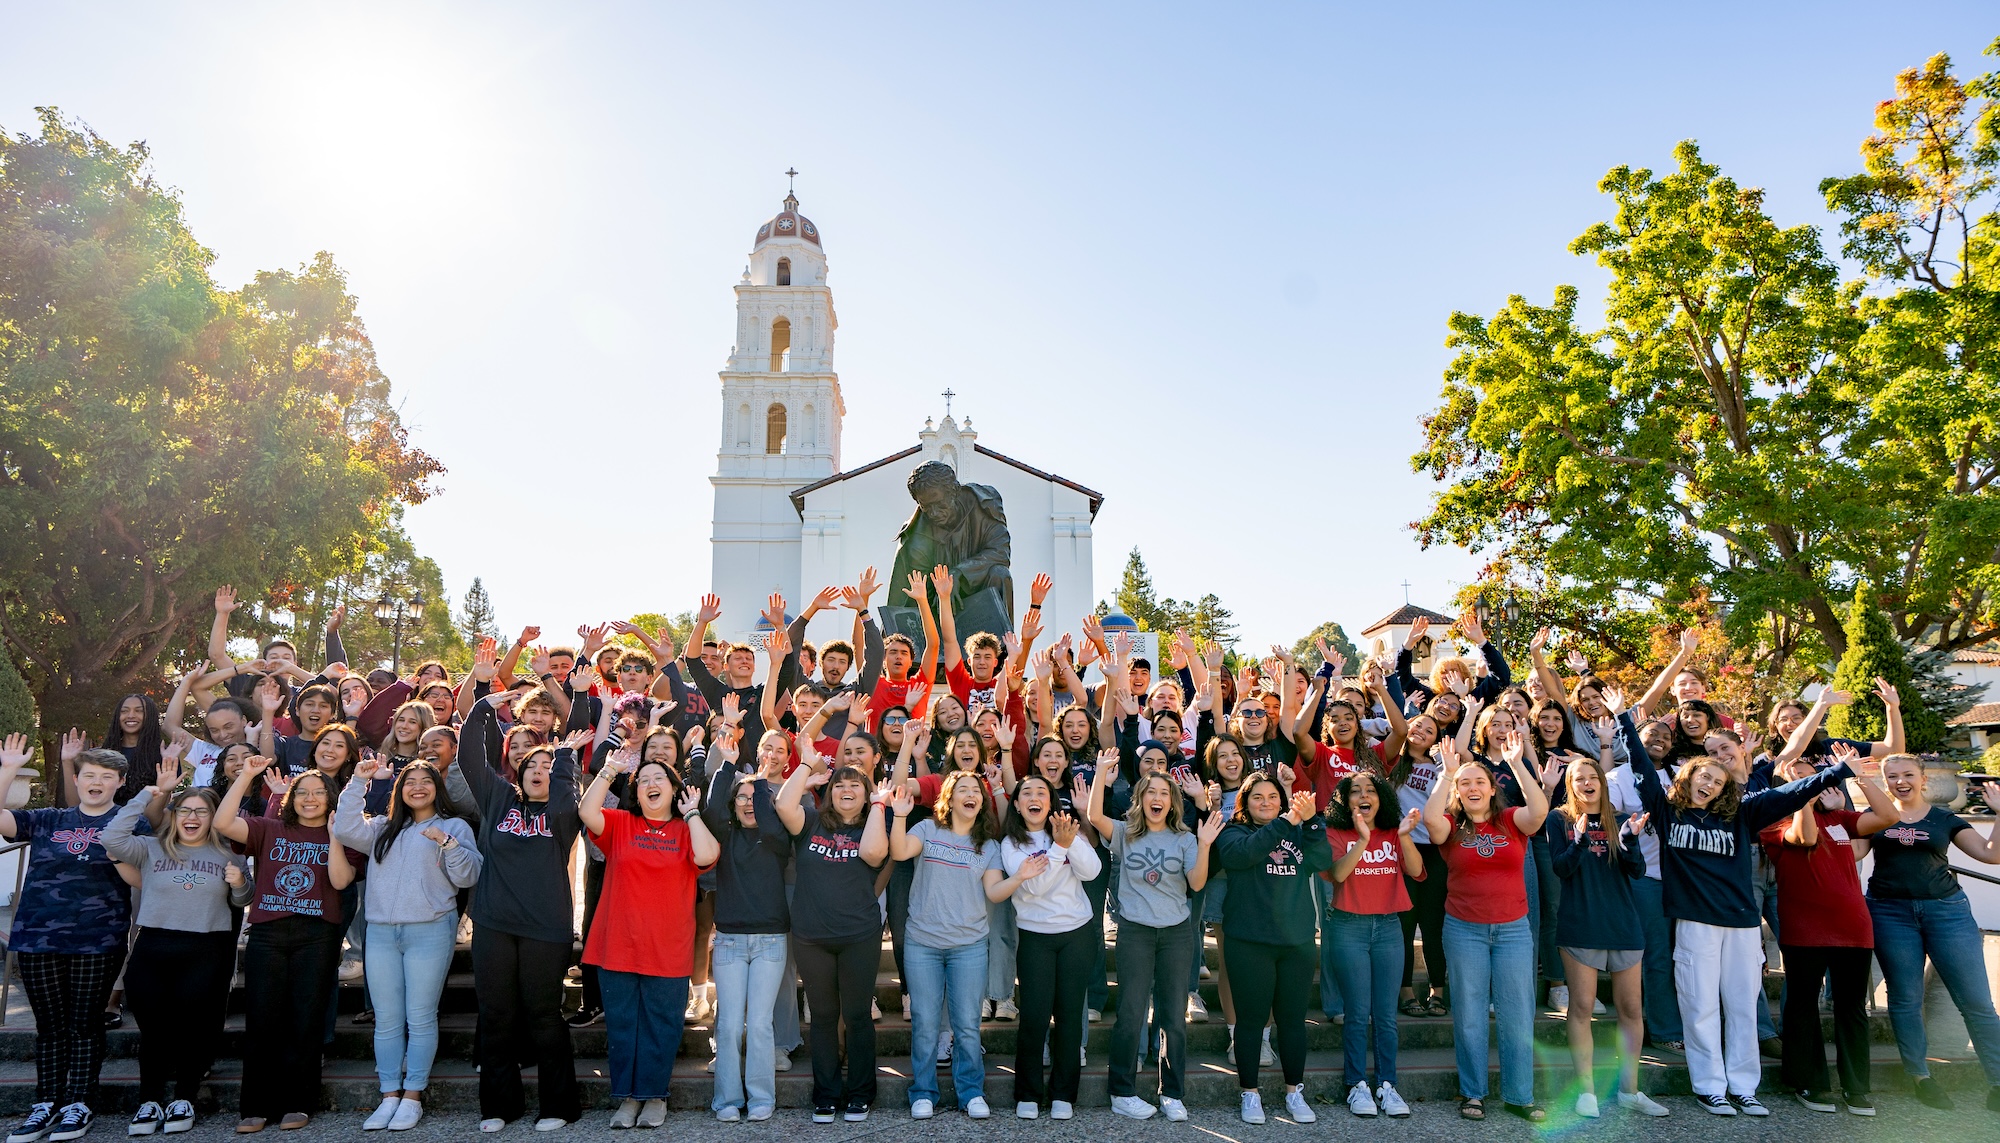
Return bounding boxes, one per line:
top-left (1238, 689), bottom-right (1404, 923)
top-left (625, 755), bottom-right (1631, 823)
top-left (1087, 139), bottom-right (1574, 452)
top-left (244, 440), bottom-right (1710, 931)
top-left (1028, 603), bottom-right (1041, 611)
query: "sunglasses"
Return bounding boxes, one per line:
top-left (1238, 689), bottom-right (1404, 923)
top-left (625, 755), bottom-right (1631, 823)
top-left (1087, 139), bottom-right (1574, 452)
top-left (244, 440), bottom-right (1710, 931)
top-left (882, 715), bottom-right (910, 726)
top-left (1238, 708), bottom-right (1268, 718)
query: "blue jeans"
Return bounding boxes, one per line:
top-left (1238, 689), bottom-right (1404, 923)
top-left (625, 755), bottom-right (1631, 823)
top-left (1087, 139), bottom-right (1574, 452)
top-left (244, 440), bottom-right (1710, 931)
top-left (1328, 909), bottom-right (1403, 1087)
top-left (712, 933), bottom-right (789, 1114)
top-left (1869, 891), bottom-right (2000, 1084)
top-left (905, 940), bottom-right (989, 1107)
top-left (363, 913), bottom-right (456, 1093)
top-left (1441, 914), bottom-right (1535, 1105)
top-left (1629, 877), bottom-right (1681, 1041)
top-left (599, 970), bottom-right (689, 1100)
top-left (1312, 876), bottom-right (1344, 1019)
top-left (1750, 883), bottom-right (1778, 1039)
top-left (985, 898), bottom-right (1017, 1003)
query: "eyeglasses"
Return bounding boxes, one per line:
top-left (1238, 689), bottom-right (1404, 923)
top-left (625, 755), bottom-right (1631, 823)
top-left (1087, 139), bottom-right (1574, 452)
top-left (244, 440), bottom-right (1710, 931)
top-left (174, 806), bottom-right (213, 818)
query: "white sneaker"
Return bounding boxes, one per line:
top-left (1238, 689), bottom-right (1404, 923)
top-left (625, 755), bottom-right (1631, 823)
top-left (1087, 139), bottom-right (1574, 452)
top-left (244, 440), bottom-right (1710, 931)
top-left (994, 999), bottom-right (1019, 1020)
top-left (902, 995), bottom-right (912, 1021)
top-left (1015, 1102), bottom-right (1038, 1120)
top-left (339, 959), bottom-right (365, 982)
top-left (1576, 1092), bottom-right (1599, 1119)
top-left (965, 1098), bottom-right (989, 1120)
top-left (1550, 984), bottom-right (1570, 1011)
top-left (127, 1103), bottom-right (162, 1137)
top-left (1050, 1102), bottom-right (1073, 1121)
top-left (609, 1100), bottom-right (639, 1129)
top-left (1086, 1008), bottom-right (1102, 1022)
top-left (1110, 1096), bottom-right (1156, 1120)
top-left (363, 1098), bottom-right (401, 1132)
top-left (1080, 1046), bottom-right (1088, 1068)
top-left (1284, 1086), bottom-right (1315, 1123)
top-left (1347, 1082), bottom-right (1377, 1118)
top-left (774, 1048), bottom-right (792, 1072)
top-left (744, 1109), bottom-right (772, 1123)
top-left (636, 1100), bottom-right (666, 1128)
top-left (1186, 992), bottom-right (1208, 1023)
top-left (1259, 1027), bottom-right (1276, 1067)
top-left (480, 1119), bottom-right (506, 1133)
top-left (1159, 1098), bottom-right (1188, 1122)
top-left (1617, 1091), bottom-right (1669, 1117)
top-left (1375, 1083), bottom-right (1410, 1118)
top-left (160, 1104), bottom-right (194, 1136)
top-left (909, 1100), bottom-right (933, 1121)
top-left (981, 999), bottom-right (994, 1019)
top-left (1239, 1091), bottom-right (1266, 1125)
top-left (533, 1119), bottom-right (567, 1131)
top-left (715, 1107), bottom-right (740, 1123)
top-left (871, 998), bottom-right (882, 1021)
top-left (387, 1100), bottom-right (422, 1132)
top-left (936, 1036), bottom-right (952, 1064)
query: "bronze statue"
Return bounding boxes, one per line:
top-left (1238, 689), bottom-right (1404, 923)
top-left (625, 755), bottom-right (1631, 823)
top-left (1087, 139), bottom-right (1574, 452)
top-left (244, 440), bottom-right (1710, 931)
top-left (889, 460), bottom-right (1014, 628)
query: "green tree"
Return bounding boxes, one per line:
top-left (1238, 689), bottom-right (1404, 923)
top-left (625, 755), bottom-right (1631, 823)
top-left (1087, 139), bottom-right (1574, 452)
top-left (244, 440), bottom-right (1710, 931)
top-left (458, 577), bottom-right (501, 647)
top-left (1107, 548), bottom-right (1236, 648)
top-left (1113, 548), bottom-right (1166, 630)
top-left (1412, 48), bottom-right (2000, 668)
top-left (0, 641), bottom-right (33, 741)
top-left (0, 109), bottom-right (443, 736)
top-left (1291, 621), bottom-right (1360, 673)
top-left (1188, 593), bottom-right (1238, 650)
top-left (1827, 583), bottom-right (1945, 752)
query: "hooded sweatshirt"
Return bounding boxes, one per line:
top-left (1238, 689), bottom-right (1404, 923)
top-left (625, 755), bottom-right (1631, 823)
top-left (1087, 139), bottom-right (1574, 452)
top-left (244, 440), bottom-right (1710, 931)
top-left (457, 699), bottom-right (582, 943)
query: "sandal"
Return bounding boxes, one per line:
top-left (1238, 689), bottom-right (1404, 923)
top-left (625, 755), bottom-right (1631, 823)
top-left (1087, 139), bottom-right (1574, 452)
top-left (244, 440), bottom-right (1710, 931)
top-left (352, 1009), bottom-right (375, 1025)
top-left (1459, 1098), bottom-right (1484, 1120)
top-left (1504, 1103), bottom-right (1546, 1122)
top-left (1399, 998), bottom-right (1429, 1018)
top-left (1427, 996), bottom-right (1451, 1017)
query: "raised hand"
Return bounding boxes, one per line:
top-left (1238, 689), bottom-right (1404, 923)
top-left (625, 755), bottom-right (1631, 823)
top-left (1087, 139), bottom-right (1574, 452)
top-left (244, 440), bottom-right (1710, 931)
top-left (1204, 781), bottom-right (1221, 812)
top-left (1398, 808), bottom-right (1422, 836)
top-left (257, 676), bottom-right (284, 715)
top-left (61, 727), bottom-right (87, 763)
top-left (1204, 641), bottom-right (1225, 672)
top-left (889, 785), bottom-right (915, 817)
top-left (1529, 627), bottom-right (1549, 653)
top-left (1446, 672), bottom-right (1472, 698)
top-left (1096, 749), bottom-right (1119, 781)
top-left (1072, 773), bottom-right (1092, 809)
top-left (684, 723), bottom-right (706, 750)
top-left (323, 661), bottom-right (348, 681)
top-left (904, 570), bottom-right (929, 605)
top-left (765, 625), bottom-right (792, 658)
top-left (1049, 811), bottom-right (1079, 849)
top-left (809, 585), bottom-right (842, 614)
top-left (1458, 608), bottom-right (1486, 645)
top-left (1599, 685), bottom-right (1626, 715)
top-left (677, 785), bottom-right (702, 818)
top-left (557, 729), bottom-right (594, 752)
top-left (518, 625), bottom-right (542, 646)
top-left (761, 592), bottom-right (788, 632)
top-left (994, 715), bottom-right (1018, 751)
top-left (570, 665), bottom-right (600, 692)
top-left (695, 594), bottom-right (724, 628)
top-left (1175, 770), bottom-right (1204, 802)
top-left (804, 770), bottom-right (831, 791)
top-left (1408, 614), bottom-right (1430, 646)
top-left (354, 753), bottom-right (387, 782)
top-left (529, 645), bottom-right (551, 676)
top-left (721, 693), bottom-right (744, 727)
top-left (1117, 690), bottom-right (1141, 718)
top-left (982, 761), bottom-right (1006, 791)
top-left (654, 629), bottom-right (678, 663)
top-left (1197, 811), bottom-right (1225, 846)
top-left (327, 602), bottom-right (345, 632)
top-left (0, 734), bottom-right (31, 769)
top-left (1018, 607), bottom-right (1044, 646)
top-left (579, 623), bottom-right (610, 657)
top-left (930, 564), bottom-right (953, 599)
top-left (1565, 649), bottom-right (1590, 675)
top-left (1874, 677), bottom-right (1901, 708)
top-left (1029, 572), bottom-right (1053, 605)
top-left (1287, 788), bottom-right (1317, 825)
top-left (1680, 628), bottom-right (1700, 653)
top-left (1276, 762), bottom-right (1296, 791)
top-left (153, 745), bottom-right (184, 795)
top-left (214, 585), bottom-right (238, 615)
top-left (847, 567), bottom-right (880, 610)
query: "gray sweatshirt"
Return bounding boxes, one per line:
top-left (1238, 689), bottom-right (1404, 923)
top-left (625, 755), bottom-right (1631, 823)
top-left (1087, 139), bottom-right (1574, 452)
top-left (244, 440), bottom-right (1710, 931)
top-left (101, 792), bottom-right (252, 932)
top-left (334, 775), bottom-right (484, 924)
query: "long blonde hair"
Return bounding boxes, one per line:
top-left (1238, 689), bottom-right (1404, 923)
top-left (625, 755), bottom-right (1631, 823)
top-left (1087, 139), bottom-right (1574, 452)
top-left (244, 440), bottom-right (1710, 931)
top-left (158, 787), bottom-right (227, 864)
top-left (1125, 772), bottom-right (1188, 840)
top-left (1560, 756), bottom-right (1625, 868)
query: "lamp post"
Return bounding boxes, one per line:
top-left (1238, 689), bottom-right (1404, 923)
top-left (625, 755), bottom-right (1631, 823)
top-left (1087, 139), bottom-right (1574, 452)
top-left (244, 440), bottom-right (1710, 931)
top-left (1503, 590), bottom-right (1521, 626)
top-left (1474, 593), bottom-right (1493, 629)
top-left (373, 589), bottom-right (426, 674)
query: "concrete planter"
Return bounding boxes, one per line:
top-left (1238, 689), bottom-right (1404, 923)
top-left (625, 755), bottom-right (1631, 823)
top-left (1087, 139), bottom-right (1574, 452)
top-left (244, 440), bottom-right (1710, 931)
top-left (3, 767), bottom-right (35, 811)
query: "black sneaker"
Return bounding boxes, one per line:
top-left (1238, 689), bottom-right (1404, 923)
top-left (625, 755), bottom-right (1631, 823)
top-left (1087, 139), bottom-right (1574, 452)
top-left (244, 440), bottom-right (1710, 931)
top-left (1914, 1077), bottom-right (1955, 1109)
top-left (48, 1105), bottom-right (92, 1143)
top-left (9, 1104), bottom-right (57, 1143)
top-left (812, 1107), bottom-right (836, 1124)
top-left (1843, 1092), bottom-right (1874, 1117)
top-left (1730, 1094), bottom-right (1769, 1117)
top-left (126, 1104), bottom-right (162, 1137)
top-left (843, 1104), bottom-right (870, 1123)
top-left (564, 1007), bottom-right (602, 1028)
top-left (1794, 1089), bottom-right (1837, 1113)
top-left (1695, 1093), bottom-right (1736, 1116)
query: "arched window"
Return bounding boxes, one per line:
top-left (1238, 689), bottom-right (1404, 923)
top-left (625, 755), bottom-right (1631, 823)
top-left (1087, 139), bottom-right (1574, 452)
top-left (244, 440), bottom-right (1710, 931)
top-left (766, 403), bottom-right (787, 454)
top-left (776, 257), bottom-right (791, 286)
top-left (769, 317), bottom-right (791, 372)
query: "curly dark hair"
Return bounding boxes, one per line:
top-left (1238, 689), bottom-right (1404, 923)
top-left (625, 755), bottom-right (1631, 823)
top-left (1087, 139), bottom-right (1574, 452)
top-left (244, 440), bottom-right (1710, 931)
top-left (1328, 772), bottom-right (1401, 832)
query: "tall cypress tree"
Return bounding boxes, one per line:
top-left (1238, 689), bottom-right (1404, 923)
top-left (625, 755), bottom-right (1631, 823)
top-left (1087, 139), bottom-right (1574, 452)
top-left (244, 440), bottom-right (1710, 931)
top-left (1827, 582), bottom-right (1943, 752)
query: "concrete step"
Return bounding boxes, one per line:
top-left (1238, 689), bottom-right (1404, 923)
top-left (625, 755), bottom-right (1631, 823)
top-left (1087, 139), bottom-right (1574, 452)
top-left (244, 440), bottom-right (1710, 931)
top-left (0, 1043), bottom-right (1980, 1117)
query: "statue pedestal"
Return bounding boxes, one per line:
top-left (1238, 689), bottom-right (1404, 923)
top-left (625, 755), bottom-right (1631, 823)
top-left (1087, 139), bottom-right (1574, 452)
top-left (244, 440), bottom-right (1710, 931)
top-left (880, 586), bottom-right (1011, 674)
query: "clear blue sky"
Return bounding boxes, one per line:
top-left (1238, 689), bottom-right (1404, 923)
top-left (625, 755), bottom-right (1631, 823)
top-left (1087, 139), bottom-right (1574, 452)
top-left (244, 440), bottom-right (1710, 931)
top-left (4, 2), bottom-right (1992, 650)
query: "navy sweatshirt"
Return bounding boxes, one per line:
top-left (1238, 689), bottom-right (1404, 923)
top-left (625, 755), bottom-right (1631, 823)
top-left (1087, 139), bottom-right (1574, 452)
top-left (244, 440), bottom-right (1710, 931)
top-left (458, 700), bottom-right (583, 944)
top-left (1215, 814), bottom-right (1332, 947)
top-left (1546, 811), bottom-right (1646, 950)
top-left (1633, 747), bottom-right (1851, 928)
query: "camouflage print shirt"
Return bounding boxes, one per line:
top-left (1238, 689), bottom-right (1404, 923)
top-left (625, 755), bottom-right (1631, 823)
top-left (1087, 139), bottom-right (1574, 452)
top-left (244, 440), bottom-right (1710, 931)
top-left (7, 806), bottom-right (133, 954)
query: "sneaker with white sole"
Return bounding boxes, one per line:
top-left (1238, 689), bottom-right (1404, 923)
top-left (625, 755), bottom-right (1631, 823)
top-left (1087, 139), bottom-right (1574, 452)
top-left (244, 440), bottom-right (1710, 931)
top-left (774, 1049), bottom-right (792, 1072)
top-left (363, 1098), bottom-right (401, 1132)
top-left (936, 1036), bottom-right (952, 1064)
top-left (533, 1118), bottom-right (568, 1131)
top-left (127, 1104), bottom-right (163, 1137)
top-left (1285, 1087), bottom-right (1315, 1124)
top-left (744, 1109), bottom-right (772, 1124)
top-left (1729, 1094), bottom-right (1769, 1117)
top-left (610, 1100), bottom-right (640, 1129)
top-left (1086, 1008), bottom-right (1102, 1023)
top-left (1549, 984), bottom-right (1570, 1011)
top-left (842, 1104), bottom-right (868, 1123)
top-left (714, 1108), bottom-right (741, 1123)
top-left (994, 999), bottom-right (1018, 1020)
top-left (1347, 1083), bottom-right (1377, 1118)
top-left (1239, 1091), bottom-right (1266, 1125)
top-left (810, 1107), bottom-right (834, 1125)
top-left (339, 959), bottom-right (366, 982)
top-left (1050, 1102), bottom-right (1072, 1121)
top-left (10, 1104), bottom-right (56, 1143)
top-left (1795, 1090), bottom-right (1837, 1113)
top-left (1575, 1092), bottom-right (1599, 1119)
top-left (870, 998), bottom-right (882, 1021)
top-left (637, 1101), bottom-right (666, 1129)
top-left (1375, 1084), bottom-right (1410, 1118)
top-left (965, 1098), bottom-right (989, 1120)
top-left (1259, 1027), bottom-right (1276, 1067)
top-left (1160, 1098), bottom-right (1188, 1122)
top-left (1187, 992), bottom-right (1208, 1023)
top-left (1616, 1091), bottom-right (1668, 1117)
top-left (908, 1100), bottom-right (932, 1121)
top-left (159, 1105), bottom-right (193, 1137)
top-left (1015, 1102), bottom-right (1037, 1120)
top-left (387, 1100), bottom-right (423, 1132)
top-left (479, 1119), bottom-right (505, 1133)
top-left (1696, 1093), bottom-right (1736, 1116)
top-left (1110, 1097), bottom-right (1156, 1120)
top-left (47, 1107), bottom-right (91, 1143)
top-left (902, 995), bottom-right (912, 1021)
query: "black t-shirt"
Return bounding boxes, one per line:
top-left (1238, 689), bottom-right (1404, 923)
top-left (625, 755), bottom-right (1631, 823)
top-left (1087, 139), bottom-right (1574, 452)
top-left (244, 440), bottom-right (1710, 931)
top-left (1867, 807), bottom-right (1972, 900)
top-left (789, 817), bottom-right (883, 944)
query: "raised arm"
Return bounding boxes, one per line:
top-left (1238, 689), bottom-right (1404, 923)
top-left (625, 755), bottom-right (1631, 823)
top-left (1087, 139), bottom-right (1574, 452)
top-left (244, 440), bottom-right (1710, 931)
top-left (1776, 687), bottom-right (1846, 765)
top-left (933, 566), bottom-right (962, 673)
top-left (887, 785), bottom-right (922, 861)
top-left (1085, 750), bottom-right (1118, 840)
top-left (1528, 628), bottom-right (1572, 715)
top-left (907, 571), bottom-right (941, 683)
top-left (1635, 629), bottom-right (1698, 721)
top-left (207, 586), bottom-right (240, 669)
top-left (1951, 785), bottom-right (2000, 862)
top-left (759, 626), bottom-right (791, 734)
top-left (579, 743), bottom-right (632, 837)
top-left (497, 625), bottom-right (538, 685)
top-left (1423, 738), bottom-right (1463, 842)
top-left (214, 752), bottom-right (273, 844)
top-left (161, 658), bottom-right (209, 735)
top-left (0, 734), bottom-right (37, 838)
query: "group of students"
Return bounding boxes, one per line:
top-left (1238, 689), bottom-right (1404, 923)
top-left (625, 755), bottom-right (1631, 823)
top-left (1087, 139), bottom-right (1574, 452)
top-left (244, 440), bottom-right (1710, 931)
top-left (4, 569), bottom-right (2000, 1138)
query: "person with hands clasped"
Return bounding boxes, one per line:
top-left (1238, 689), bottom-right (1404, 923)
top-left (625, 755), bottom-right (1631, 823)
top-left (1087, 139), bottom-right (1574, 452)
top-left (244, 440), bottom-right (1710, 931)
top-left (333, 757), bottom-right (482, 1132)
top-left (1851, 755), bottom-right (2000, 1113)
top-left (1422, 729), bottom-right (1550, 1122)
top-left (1628, 704), bottom-right (1856, 1117)
top-left (213, 753), bottom-right (356, 1133)
top-left (1215, 775), bottom-right (1332, 1125)
top-left (886, 772), bottom-right (1005, 1121)
top-left (772, 748), bottom-right (889, 1123)
top-left (99, 751), bottom-right (252, 1137)
top-left (1545, 753), bottom-right (1661, 1118)
top-left (999, 775), bottom-right (1102, 1121)
top-left (0, 735), bottom-right (140, 1143)
top-left (1086, 754), bottom-right (1219, 1122)
top-left (1322, 776), bottom-right (1424, 1119)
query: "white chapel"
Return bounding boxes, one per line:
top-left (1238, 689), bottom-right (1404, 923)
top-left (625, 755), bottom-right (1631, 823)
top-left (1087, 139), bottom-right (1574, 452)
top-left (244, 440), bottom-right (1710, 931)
top-left (708, 188), bottom-right (1100, 650)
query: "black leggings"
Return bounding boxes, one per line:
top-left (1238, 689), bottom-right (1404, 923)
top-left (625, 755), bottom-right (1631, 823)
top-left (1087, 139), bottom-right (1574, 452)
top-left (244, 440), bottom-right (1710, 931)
top-left (125, 928), bottom-right (234, 1104)
top-left (1401, 843), bottom-right (1449, 995)
top-left (472, 927), bottom-right (580, 1124)
top-left (1224, 935), bottom-right (1314, 1088)
top-left (577, 859), bottom-right (605, 1012)
top-left (239, 914), bottom-right (342, 1119)
top-left (1014, 924), bottom-right (1095, 1105)
top-left (794, 936), bottom-right (877, 1110)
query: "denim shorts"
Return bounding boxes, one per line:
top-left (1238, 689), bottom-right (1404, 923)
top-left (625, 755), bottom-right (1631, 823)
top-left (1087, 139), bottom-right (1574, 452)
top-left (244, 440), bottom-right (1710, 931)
top-left (1561, 946), bottom-right (1641, 972)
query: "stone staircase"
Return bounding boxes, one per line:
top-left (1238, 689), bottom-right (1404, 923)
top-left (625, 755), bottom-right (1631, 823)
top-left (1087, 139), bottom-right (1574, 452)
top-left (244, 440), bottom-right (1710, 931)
top-left (0, 931), bottom-right (1988, 1115)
